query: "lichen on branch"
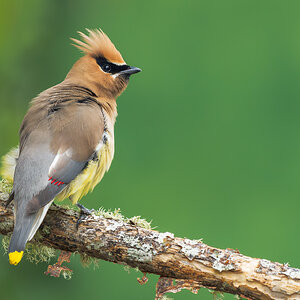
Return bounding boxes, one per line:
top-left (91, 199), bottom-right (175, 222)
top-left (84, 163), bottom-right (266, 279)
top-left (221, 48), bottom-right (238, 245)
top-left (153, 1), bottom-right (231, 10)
top-left (0, 183), bottom-right (299, 300)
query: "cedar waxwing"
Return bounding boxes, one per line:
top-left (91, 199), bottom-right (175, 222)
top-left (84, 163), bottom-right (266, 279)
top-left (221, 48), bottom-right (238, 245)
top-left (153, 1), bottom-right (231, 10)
top-left (1, 29), bottom-right (141, 266)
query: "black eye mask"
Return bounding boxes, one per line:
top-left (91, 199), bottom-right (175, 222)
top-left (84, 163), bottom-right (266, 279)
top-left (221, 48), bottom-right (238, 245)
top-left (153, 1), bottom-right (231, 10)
top-left (95, 56), bottom-right (130, 74)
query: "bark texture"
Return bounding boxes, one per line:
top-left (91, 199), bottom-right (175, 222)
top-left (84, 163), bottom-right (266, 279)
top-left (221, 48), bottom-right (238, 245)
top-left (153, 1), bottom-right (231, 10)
top-left (0, 190), bottom-right (299, 299)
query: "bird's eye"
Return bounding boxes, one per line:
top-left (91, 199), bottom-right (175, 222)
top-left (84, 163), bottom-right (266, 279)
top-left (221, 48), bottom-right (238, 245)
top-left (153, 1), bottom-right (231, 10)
top-left (102, 64), bottom-right (111, 73)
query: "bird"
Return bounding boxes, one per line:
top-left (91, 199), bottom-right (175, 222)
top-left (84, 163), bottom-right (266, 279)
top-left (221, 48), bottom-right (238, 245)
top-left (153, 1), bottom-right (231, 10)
top-left (0, 28), bottom-right (141, 266)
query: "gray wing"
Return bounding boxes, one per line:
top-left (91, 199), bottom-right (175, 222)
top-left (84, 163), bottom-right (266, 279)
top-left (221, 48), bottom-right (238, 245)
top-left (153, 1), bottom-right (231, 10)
top-left (14, 100), bottom-right (104, 214)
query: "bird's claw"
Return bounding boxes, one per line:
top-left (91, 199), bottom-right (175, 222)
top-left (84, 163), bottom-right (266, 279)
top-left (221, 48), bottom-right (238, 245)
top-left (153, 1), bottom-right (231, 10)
top-left (76, 203), bottom-right (95, 229)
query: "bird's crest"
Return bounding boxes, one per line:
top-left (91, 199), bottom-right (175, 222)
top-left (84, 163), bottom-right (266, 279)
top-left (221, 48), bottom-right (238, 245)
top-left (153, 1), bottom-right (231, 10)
top-left (71, 29), bottom-right (125, 64)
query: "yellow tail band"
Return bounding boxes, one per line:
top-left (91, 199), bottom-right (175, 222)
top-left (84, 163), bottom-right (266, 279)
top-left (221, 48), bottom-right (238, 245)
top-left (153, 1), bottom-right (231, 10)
top-left (9, 251), bottom-right (24, 266)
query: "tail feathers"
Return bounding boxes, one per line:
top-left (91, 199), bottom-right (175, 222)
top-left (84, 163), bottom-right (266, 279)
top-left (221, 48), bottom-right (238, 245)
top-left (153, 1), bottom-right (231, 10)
top-left (8, 200), bottom-right (53, 266)
top-left (9, 251), bottom-right (24, 266)
top-left (8, 222), bottom-right (32, 265)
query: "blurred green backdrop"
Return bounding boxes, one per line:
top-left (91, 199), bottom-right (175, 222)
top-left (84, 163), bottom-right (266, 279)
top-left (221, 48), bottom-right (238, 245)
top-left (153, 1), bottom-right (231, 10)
top-left (1, 0), bottom-right (300, 299)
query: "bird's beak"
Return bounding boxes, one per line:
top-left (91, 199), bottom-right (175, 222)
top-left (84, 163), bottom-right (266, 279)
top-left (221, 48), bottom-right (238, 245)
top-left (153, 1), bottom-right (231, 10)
top-left (119, 66), bottom-right (142, 76)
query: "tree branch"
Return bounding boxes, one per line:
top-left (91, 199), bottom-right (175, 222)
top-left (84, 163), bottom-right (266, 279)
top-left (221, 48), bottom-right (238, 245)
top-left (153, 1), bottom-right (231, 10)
top-left (0, 190), bottom-right (299, 300)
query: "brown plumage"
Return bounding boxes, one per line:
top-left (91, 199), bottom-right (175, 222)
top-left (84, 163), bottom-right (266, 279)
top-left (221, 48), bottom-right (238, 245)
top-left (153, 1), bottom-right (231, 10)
top-left (2, 28), bottom-right (141, 265)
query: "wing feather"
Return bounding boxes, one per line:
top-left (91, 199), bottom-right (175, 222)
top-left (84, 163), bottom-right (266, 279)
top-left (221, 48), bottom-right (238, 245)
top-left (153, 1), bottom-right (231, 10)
top-left (15, 98), bottom-right (104, 214)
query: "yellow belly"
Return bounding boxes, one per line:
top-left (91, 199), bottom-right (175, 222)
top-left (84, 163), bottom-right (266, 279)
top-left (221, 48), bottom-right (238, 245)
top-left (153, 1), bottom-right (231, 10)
top-left (56, 143), bottom-right (113, 204)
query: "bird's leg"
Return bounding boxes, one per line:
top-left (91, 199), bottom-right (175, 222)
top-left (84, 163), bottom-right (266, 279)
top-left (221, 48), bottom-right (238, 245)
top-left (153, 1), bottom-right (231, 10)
top-left (77, 203), bottom-right (94, 214)
top-left (76, 203), bottom-right (95, 229)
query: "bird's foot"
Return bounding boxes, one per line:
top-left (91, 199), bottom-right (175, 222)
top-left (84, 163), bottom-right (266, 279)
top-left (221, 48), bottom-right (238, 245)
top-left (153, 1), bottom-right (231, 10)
top-left (76, 203), bottom-right (95, 229)
top-left (77, 203), bottom-right (94, 215)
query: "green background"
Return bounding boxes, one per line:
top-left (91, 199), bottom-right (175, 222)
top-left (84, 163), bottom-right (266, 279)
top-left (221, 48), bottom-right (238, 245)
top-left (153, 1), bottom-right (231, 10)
top-left (0, 0), bottom-right (300, 299)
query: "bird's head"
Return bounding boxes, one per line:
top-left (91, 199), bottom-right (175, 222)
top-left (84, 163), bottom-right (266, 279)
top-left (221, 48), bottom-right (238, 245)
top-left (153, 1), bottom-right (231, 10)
top-left (67, 29), bottom-right (141, 98)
